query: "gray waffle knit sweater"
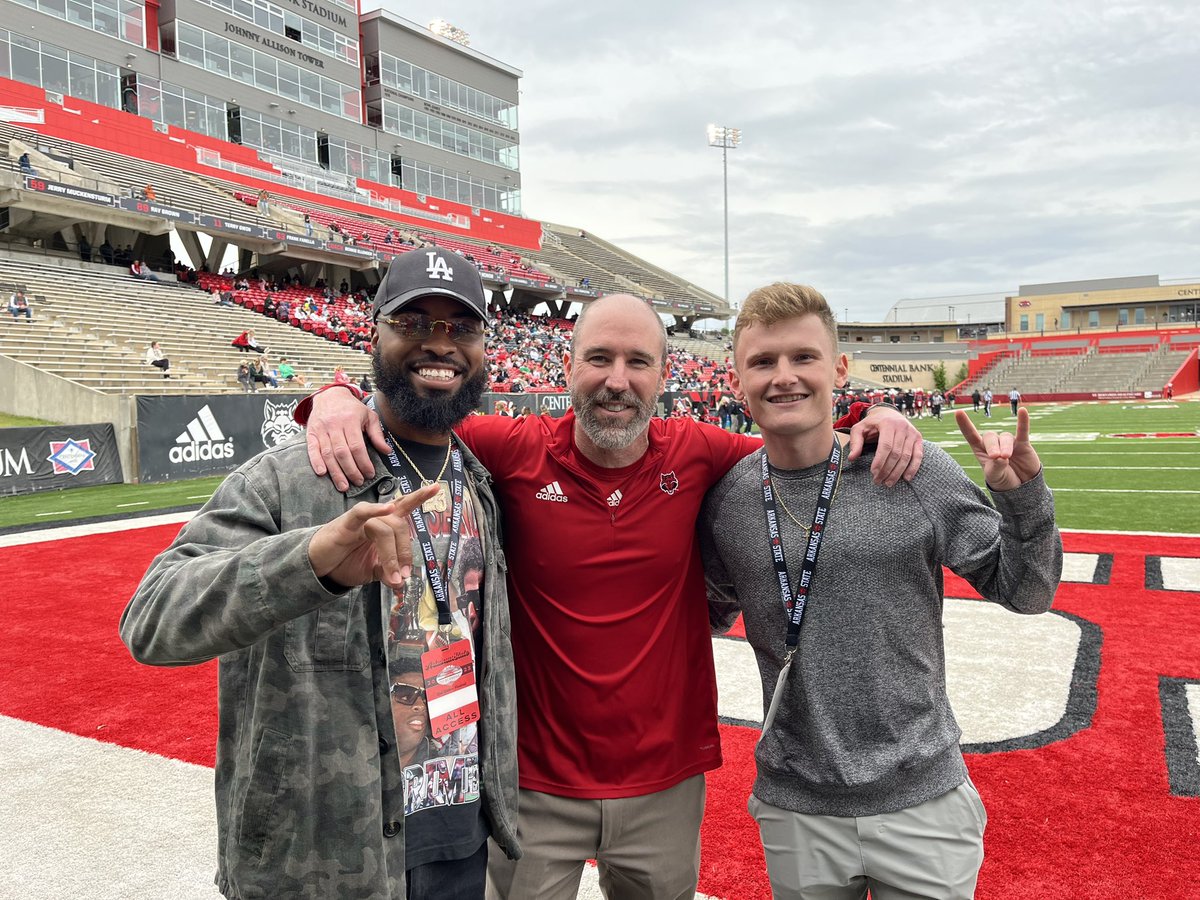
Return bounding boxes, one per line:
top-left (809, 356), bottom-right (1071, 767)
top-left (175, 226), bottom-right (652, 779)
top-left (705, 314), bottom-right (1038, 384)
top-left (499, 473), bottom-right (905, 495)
top-left (700, 441), bottom-right (1061, 817)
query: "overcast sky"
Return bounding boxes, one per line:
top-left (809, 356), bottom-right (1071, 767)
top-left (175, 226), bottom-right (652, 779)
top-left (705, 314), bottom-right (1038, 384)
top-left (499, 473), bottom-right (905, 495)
top-left (373, 0), bottom-right (1200, 321)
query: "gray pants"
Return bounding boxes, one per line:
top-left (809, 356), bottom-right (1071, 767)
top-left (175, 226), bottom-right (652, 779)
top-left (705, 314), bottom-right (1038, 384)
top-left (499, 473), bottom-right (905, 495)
top-left (748, 779), bottom-right (986, 900)
top-left (486, 774), bottom-right (705, 900)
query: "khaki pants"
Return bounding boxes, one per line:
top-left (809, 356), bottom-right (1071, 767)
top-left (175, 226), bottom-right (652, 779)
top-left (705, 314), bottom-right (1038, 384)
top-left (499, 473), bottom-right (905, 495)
top-left (486, 775), bottom-right (705, 900)
top-left (748, 779), bottom-right (987, 900)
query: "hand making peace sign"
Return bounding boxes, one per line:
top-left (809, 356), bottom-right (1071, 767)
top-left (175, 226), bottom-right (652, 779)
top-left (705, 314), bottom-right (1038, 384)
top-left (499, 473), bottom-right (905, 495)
top-left (308, 483), bottom-right (441, 590)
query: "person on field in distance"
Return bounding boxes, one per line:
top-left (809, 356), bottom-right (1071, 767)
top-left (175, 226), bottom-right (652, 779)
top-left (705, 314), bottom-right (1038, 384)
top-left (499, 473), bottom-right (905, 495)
top-left (121, 247), bottom-right (521, 899)
top-left (295, 289), bottom-right (926, 900)
top-left (701, 282), bottom-right (1062, 900)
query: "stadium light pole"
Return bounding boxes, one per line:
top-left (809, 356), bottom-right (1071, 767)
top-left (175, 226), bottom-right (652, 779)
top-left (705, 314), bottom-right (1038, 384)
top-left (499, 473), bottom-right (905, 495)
top-left (707, 124), bottom-right (741, 310)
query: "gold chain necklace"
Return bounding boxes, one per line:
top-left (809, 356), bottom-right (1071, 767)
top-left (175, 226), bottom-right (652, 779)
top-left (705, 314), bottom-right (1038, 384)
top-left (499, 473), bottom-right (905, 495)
top-left (774, 489), bottom-right (812, 535)
top-left (772, 459), bottom-right (843, 536)
top-left (391, 438), bottom-right (452, 512)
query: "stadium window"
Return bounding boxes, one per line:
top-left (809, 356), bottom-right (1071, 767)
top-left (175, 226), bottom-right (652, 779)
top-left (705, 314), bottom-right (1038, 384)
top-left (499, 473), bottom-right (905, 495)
top-left (1035, 313), bottom-right (1044, 331)
top-left (1118, 308), bottom-right (1129, 326)
top-left (1088, 310), bottom-right (1099, 328)
top-left (69, 57), bottom-right (95, 101)
top-left (231, 44), bottom-right (254, 82)
top-left (11, 36), bottom-right (41, 88)
top-left (67, 0), bottom-right (92, 29)
top-left (97, 64), bottom-right (119, 108)
top-left (1062, 311), bottom-right (1072, 329)
top-left (1019, 314), bottom-right (1029, 332)
top-left (93, 0), bottom-right (118, 35)
top-left (1134, 307), bottom-right (1145, 324)
top-left (40, 46), bottom-right (68, 96)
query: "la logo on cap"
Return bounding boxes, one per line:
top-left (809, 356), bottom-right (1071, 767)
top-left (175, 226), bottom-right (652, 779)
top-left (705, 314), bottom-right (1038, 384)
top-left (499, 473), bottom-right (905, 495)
top-left (426, 251), bottom-right (453, 282)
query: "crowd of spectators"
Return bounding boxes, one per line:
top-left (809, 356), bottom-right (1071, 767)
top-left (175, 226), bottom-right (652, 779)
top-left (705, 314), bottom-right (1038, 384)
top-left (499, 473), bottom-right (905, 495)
top-left (487, 311), bottom-right (572, 392)
top-left (193, 278), bottom-right (745, 397)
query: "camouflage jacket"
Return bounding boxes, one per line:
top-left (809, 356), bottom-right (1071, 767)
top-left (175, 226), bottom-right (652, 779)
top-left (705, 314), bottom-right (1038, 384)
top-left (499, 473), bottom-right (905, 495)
top-left (120, 439), bottom-right (519, 899)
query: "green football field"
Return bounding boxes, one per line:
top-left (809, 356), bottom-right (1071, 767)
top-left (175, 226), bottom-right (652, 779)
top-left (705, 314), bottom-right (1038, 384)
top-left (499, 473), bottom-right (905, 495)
top-left (912, 399), bottom-right (1199, 534)
top-left (1, 401), bottom-right (1197, 533)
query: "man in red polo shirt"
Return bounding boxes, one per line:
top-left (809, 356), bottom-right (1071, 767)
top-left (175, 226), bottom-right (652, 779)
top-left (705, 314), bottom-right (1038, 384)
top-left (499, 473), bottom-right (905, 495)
top-left (297, 293), bottom-right (922, 899)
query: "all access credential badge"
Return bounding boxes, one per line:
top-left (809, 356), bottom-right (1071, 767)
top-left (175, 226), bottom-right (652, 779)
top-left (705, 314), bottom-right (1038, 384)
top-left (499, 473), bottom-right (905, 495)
top-left (421, 640), bottom-right (481, 739)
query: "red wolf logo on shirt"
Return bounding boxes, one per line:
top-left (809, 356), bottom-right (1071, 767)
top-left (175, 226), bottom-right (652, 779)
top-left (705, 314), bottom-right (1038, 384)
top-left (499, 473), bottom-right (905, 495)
top-left (660, 471), bottom-right (679, 495)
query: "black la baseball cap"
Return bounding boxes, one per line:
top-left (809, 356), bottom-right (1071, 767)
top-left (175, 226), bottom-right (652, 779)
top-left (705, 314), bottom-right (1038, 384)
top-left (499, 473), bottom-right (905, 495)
top-left (372, 247), bottom-right (488, 322)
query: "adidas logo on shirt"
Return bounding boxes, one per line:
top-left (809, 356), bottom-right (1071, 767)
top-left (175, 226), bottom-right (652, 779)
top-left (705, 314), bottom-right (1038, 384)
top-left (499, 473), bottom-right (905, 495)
top-left (607, 489), bottom-right (623, 508)
top-left (536, 481), bottom-right (569, 503)
top-left (169, 405), bottom-right (234, 464)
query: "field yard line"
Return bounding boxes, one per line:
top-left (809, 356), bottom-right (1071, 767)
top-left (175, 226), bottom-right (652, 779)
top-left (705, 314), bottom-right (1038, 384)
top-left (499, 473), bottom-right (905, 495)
top-left (1060, 527), bottom-right (1200, 537)
top-left (1049, 488), bottom-right (1200, 494)
top-left (964, 451), bottom-right (1200, 458)
top-left (0, 512), bottom-right (195, 548)
top-left (1007, 465), bottom-right (1196, 470)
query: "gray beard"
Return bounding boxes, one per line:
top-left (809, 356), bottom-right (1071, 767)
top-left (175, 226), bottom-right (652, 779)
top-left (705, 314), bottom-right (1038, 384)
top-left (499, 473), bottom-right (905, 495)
top-left (571, 384), bottom-right (658, 450)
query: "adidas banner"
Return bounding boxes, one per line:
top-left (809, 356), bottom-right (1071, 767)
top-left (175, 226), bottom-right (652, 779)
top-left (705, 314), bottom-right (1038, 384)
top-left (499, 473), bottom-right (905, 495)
top-left (135, 394), bottom-right (309, 482)
top-left (0, 423), bottom-right (122, 496)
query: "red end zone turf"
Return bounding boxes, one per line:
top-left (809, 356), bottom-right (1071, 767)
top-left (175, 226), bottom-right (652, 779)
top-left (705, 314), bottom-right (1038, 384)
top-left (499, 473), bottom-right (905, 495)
top-left (0, 526), bottom-right (1197, 898)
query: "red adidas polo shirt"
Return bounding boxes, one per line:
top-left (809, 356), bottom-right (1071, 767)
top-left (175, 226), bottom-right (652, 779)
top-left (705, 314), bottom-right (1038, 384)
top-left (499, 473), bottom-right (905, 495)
top-left (457, 412), bottom-right (758, 798)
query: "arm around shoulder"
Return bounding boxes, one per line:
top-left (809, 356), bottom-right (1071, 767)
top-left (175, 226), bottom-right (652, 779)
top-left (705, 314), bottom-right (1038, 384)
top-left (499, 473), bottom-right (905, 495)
top-left (699, 482), bottom-right (743, 634)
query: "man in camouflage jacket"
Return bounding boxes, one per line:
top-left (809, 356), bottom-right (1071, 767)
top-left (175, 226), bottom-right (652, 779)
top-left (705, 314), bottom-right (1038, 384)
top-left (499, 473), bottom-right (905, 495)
top-left (121, 249), bottom-right (519, 898)
top-left (120, 440), bottom-right (519, 898)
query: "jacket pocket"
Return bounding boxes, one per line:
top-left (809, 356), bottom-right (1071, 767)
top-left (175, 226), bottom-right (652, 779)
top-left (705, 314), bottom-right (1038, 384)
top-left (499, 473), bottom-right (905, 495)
top-left (283, 590), bottom-right (369, 672)
top-left (238, 727), bottom-right (291, 859)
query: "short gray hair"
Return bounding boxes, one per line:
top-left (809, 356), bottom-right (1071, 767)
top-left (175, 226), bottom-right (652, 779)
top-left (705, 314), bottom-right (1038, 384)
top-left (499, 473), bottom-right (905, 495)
top-left (569, 294), bottom-right (668, 364)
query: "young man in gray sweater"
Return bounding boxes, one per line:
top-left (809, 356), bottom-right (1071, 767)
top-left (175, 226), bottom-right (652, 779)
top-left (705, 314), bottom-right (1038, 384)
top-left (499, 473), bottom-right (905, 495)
top-left (701, 282), bottom-right (1062, 900)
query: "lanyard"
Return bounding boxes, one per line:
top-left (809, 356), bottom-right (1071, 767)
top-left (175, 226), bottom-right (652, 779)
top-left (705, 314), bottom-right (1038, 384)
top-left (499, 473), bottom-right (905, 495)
top-left (380, 430), bottom-right (465, 628)
top-left (760, 438), bottom-right (842, 656)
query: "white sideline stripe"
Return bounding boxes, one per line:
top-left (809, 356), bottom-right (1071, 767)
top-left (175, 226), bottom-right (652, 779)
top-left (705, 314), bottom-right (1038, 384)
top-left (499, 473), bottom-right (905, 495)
top-left (1062, 527), bottom-right (1200, 538)
top-left (0, 511), bottom-right (195, 547)
top-left (0, 715), bottom-right (715, 900)
top-left (1, 715), bottom-right (222, 898)
top-left (1162, 557), bottom-right (1200, 592)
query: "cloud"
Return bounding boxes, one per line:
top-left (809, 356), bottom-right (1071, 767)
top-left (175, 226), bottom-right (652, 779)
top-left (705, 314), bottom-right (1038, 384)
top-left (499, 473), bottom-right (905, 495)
top-left (376, 0), bottom-right (1200, 320)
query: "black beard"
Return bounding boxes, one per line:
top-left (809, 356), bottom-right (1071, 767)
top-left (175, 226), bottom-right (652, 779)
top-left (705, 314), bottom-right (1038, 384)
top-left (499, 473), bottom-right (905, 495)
top-left (373, 349), bottom-right (487, 434)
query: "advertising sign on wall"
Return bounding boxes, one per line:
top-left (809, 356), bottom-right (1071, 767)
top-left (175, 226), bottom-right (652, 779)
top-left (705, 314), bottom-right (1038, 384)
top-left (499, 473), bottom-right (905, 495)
top-left (0, 423), bottom-right (123, 495)
top-left (136, 394), bottom-right (309, 482)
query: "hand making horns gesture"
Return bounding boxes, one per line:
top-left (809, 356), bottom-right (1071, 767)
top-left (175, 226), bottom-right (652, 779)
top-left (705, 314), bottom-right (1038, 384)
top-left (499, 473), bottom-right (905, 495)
top-left (955, 407), bottom-right (1043, 493)
top-left (308, 483), bottom-right (441, 590)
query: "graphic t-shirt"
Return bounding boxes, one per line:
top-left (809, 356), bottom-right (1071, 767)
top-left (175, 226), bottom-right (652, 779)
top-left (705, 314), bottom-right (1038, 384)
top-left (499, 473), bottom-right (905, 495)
top-left (381, 436), bottom-right (488, 869)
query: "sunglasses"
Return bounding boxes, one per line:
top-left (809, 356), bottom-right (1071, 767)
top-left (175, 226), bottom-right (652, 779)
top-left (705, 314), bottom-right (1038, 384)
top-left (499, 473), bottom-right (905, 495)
top-left (390, 682), bottom-right (427, 706)
top-left (380, 313), bottom-right (485, 344)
